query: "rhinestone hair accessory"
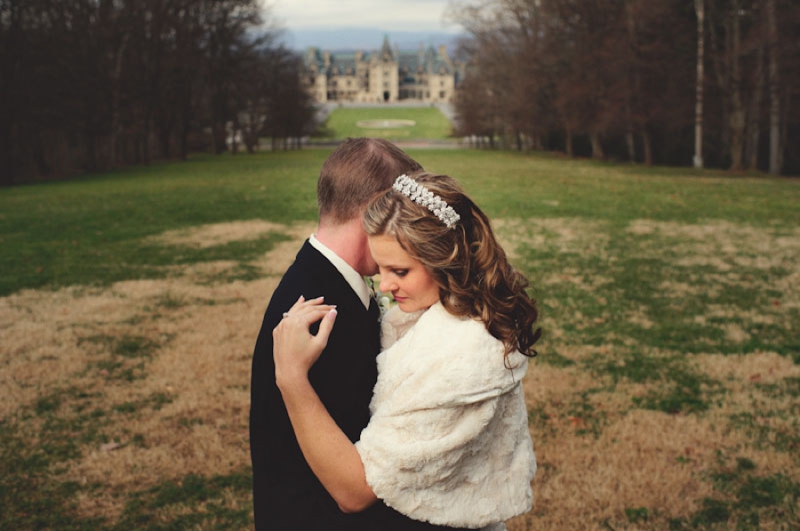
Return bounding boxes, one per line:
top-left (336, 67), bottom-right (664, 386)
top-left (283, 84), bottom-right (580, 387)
top-left (392, 174), bottom-right (461, 229)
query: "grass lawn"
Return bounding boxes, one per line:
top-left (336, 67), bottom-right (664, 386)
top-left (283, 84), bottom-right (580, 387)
top-left (316, 106), bottom-right (455, 140)
top-left (1, 149), bottom-right (799, 530)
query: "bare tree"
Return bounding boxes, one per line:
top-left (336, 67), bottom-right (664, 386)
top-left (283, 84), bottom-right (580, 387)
top-left (765, 0), bottom-right (781, 174)
top-left (694, 0), bottom-right (706, 168)
top-left (1, 0), bottom-right (325, 183)
top-left (449, 0), bottom-right (800, 173)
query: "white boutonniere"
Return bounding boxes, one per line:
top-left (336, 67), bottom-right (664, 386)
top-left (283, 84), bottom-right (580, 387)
top-left (378, 294), bottom-right (392, 319)
top-left (367, 277), bottom-right (393, 321)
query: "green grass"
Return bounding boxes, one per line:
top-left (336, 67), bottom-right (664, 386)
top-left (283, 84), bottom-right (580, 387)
top-left (0, 152), bottom-right (322, 296)
top-left (114, 471), bottom-right (253, 531)
top-left (2, 150), bottom-right (797, 297)
top-left (667, 456), bottom-right (800, 530)
top-left (317, 106), bottom-right (455, 140)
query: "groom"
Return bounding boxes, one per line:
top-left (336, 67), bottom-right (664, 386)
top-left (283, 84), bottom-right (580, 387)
top-left (251, 138), bottom-right (447, 530)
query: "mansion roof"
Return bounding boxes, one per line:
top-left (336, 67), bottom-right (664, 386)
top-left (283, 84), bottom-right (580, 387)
top-left (304, 38), bottom-right (455, 79)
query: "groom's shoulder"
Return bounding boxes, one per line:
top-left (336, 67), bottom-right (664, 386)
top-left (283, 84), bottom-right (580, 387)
top-left (269, 245), bottom-right (353, 314)
top-left (272, 243), bottom-right (326, 289)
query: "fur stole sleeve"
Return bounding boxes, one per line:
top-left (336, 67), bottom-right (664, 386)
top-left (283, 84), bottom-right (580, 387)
top-left (356, 303), bottom-right (536, 529)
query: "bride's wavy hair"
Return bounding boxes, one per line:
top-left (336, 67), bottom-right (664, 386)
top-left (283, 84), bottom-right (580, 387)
top-left (363, 170), bottom-right (541, 358)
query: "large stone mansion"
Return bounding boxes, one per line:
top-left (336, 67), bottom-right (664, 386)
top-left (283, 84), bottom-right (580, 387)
top-left (303, 36), bottom-right (464, 104)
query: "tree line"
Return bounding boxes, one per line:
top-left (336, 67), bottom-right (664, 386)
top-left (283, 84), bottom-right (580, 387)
top-left (449, 0), bottom-right (799, 175)
top-left (0, 0), bottom-right (317, 185)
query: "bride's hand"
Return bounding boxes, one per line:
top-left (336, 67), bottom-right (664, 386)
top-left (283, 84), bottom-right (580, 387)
top-left (273, 296), bottom-right (337, 386)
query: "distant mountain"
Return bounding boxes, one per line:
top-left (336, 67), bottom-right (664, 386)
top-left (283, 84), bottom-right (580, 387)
top-left (281, 27), bottom-right (466, 52)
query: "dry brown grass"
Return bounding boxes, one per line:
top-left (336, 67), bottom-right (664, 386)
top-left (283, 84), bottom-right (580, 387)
top-left (505, 217), bottom-right (800, 530)
top-left (1, 220), bottom-right (315, 522)
top-left (2, 216), bottom-right (798, 529)
top-left (511, 354), bottom-right (799, 530)
top-left (495, 217), bottom-right (611, 261)
top-left (628, 219), bottom-right (800, 311)
top-left (147, 220), bottom-right (294, 249)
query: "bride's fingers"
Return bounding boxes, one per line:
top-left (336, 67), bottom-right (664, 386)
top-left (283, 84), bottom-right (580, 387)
top-left (285, 300), bottom-right (335, 319)
top-left (286, 295), bottom-right (328, 314)
top-left (287, 295), bottom-right (310, 312)
top-left (275, 306), bottom-right (335, 335)
top-left (312, 309), bottom-right (337, 349)
top-left (290, 306), bottom-right (336, 327)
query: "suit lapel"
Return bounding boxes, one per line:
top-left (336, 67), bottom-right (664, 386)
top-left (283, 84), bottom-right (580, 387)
top-left (368, 295), bottom-right (379, 323)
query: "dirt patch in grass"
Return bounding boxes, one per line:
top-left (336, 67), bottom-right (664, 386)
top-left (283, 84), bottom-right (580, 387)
top-left (626, 306), bottom-right (656, 330)
top-left (493, 218), bottom-right (543, 260)
top-left (628, 218), bottom-right (799, 261)
top-left (626, 219), bottom-right (799, 252)
top-left (540, 270), bottom-right (614, 292)
top-left (524, 363), bottom-right (599, 406)
top-left (147, 220), bottom-right (294, 249)
top-left (720, 322), bottom-right (750, 343)
top-left (691, 352), bottom-right (800, 427)
top-left (658, 279), bottom-right (719, 299)
top-left (494, 217), bottom-right (610, 261)
top-left (703, 305), bottom-right (783, 324)
top-left (692, 351), bottom-right (799, 384)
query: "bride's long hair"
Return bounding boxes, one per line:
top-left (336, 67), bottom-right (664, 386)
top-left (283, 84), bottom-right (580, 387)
top-left (363, 170), bottom-right (541, 358)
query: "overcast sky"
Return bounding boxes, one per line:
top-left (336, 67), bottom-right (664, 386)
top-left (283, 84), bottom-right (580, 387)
top-left (272, 0), bottom-right (458, 32)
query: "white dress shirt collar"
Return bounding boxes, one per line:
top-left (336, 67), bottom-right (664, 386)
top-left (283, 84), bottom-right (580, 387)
top-left (309, 234), bottom-right (371, 310)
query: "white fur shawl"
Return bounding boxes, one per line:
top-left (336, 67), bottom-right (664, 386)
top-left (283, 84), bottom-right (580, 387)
top-left (355, 302), bottom-right (536, 530)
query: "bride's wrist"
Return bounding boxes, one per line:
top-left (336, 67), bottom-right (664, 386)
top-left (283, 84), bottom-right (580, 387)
top-left (275, 365), bottom-right (310, 393)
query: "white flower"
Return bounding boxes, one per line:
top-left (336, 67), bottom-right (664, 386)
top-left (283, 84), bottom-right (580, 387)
top-left (367, 276), bottom-right (394, 321)
top-left (379, 295), bottom-right (392, 318)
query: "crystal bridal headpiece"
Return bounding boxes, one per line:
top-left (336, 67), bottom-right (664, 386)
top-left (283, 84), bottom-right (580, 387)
top-left (392, 174), bottom-right (461, 229)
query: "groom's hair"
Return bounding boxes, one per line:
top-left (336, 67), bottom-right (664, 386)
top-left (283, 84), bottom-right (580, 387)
top-left (317, 138), bottom-right (421, 225)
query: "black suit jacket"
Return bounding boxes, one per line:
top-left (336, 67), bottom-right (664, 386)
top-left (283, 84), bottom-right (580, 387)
top-left (250, 241), bottom-right (463, 531)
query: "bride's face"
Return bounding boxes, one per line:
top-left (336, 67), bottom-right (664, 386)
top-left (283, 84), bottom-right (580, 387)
top-left (368, 234), bottom-right (439, 313)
